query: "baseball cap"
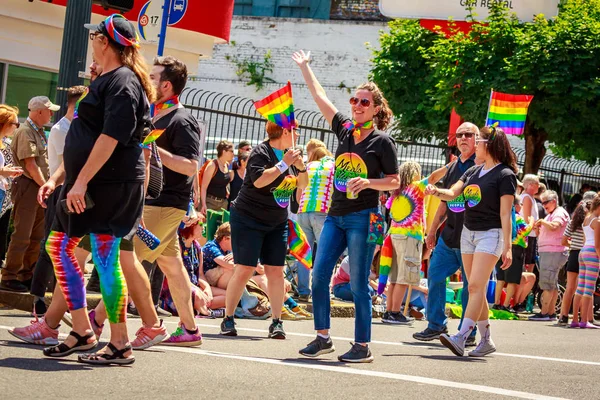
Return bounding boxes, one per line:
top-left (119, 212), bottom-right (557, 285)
top-left (28, 96), bottom-right (60, 112)
top-left (84, 14), bottom-right (140, 48)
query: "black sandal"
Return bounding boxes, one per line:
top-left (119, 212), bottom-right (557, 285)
top-left (78, 343), bottom-right (135, 366)
top-left (43, 331), bottom-right (98, 357)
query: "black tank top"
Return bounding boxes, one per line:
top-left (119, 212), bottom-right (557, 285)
top-left (207, 161), bottom-right (231, 198)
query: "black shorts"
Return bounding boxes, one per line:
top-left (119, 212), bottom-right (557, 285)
top-left (229, 206), bottom-right (288, 267)
top-left (77, 235), bottom-right (134, 252)
top-left (496, 245), bottom-right (525, 284)
top-left (524, 236), bottom-right (538, 264)
top-left (566, 249), bottom-right (581, 273)
top-left (52, 182), bottom-right (144, 240)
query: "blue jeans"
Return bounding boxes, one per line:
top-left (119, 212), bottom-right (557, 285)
top-left (427, 236), bottom-right (474, 335)
top-left (312, 208), bottom-right (376, 343)
top-left (333, 282), bottom-right (376, 301)
top-left (294, 212), bottom-right (327, 296)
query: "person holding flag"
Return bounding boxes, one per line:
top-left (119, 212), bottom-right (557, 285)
top-left (220, 82), bottom-right (308, 339)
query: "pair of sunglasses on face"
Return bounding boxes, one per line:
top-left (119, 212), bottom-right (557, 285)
top-left (349, 97), bottom-right (371, 108)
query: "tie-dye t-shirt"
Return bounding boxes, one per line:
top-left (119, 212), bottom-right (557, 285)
top-left (513, 214), bottom-right (533, 248)
top-left (231, 141), bottom-right (295, 226)
top-left (459, 164), bottom-right (517, 231)
top-left (329, 113), bottom-right (399, 216)
top-left (299, 156), bottom-right (335, 213)
top-left (387, 178), bottom-right (429, 241)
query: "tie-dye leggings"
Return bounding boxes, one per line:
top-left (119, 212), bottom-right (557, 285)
top-left (46, 231), bottom-right (128, 323)
top-left (576, 246), bottom-right (600, 298)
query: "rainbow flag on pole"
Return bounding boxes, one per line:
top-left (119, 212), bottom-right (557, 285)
top-left (485, 90), bottom-right (534, 136)
top-left (288, 219), bottom-right (312, 269)
top-left (254, 82), bottom-right (297, 130)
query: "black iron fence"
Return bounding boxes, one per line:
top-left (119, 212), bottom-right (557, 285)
top-left (181, 88), bottom-right (599, 205)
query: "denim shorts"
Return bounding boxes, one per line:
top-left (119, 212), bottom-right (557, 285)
top-left (460, 227), bottom-right (504, 258)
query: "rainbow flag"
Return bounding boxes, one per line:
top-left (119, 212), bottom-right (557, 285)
top-left (377, 234), bottom-right (393, 295)
top-left (485, 90), bottom-right (534, 136)
top-left (142, 129), bottom-right (165, 146)
top-left (288, 219), bottom-right (312, 269)
top-left (254, 82), bottom-right (297, 130)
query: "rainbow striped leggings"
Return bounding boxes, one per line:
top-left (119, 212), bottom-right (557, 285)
top-left (576, 246), bottom-right (600, 298)
top-left (46, 231), bottom-right (127, 323)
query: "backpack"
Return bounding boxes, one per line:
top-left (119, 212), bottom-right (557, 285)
top-left (146, 141), bottom-right (164, 200)
top-left (235, 279), bottom-right (272, 319)
top-left (197, 159), bottom-right (218, 192)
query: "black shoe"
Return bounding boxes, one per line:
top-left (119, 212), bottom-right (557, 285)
top-left (528, 312), bottom-right (550, 321)
top-left (465, 335), bottom-right (477, 347)
top-left (0, 279), bottom-right (28, 292)
top-left (33, 298), bottom-right (47, 317)
top-left (220, 316), bottom-right (237, 336)
top-left (299, 335), bottom-right (335, 357)
top-left (338, 343), bottom-right (373, 363)
top-left (381, 311), bottom-right (391, 322)
top-left (21, 278), bottom-right (32, 290)
top-left (296, 294), bottom-right (311, 303)
top-left (548, 313), bottom-right (557, 321)
top-left (497, 305), bottom-right (511, 313)
top-left (557, 315), bottom-right (569, 326)
top-left (513, 303), bottom-right (526, 313)
top-left (127, 304), bottom-right (140, 318)
top-left (491, 304), bottom-right (501, 310)
top-left (268, 318), bottom-right (286, 339)
top-left (155, 305), bottom-right (172, 318)
top-left (386, 312), bottom-right (414, 325)
top-left (413, 326), bottom-right (448, 341)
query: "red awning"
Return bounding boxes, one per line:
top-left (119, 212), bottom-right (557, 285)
top-left (41, 0), bottom-right (234, 42)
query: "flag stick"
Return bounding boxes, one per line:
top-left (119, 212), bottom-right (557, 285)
top-left (485, 88), bottom-right (494, 127)
top-left (403, 285), bottom-right (413, 316)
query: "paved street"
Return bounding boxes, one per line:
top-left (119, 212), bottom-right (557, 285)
top-left (0, 305), bottom-right (598, 400)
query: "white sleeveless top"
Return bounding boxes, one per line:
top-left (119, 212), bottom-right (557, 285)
top-left (583, 220), bottom-right (596, 247)
top-left (522, 193), bottom-right (539, 237)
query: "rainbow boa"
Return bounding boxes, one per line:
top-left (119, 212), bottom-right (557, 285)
top-left (288, 219), bottom-right (312, 269)
top-left (377, 234), bottom-right (393, 295)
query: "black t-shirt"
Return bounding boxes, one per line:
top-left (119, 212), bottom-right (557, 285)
top-left (231, 141), bottom-right (296, 226)
top-left (64, 66), bottom-right (150, 184)
top-left (459, 164), bottom-right (517, 231)
top-left (440, 154), bottom-right (476, 249)
top-left (146, 107), bottom-right (201, 211)
top-left (207, 166), bottom-right (232, 199)
top-left (228, 169), bottom-right (244, 206)
top-left (329, 113), bottom-right (398, 216)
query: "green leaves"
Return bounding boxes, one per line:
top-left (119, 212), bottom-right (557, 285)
top-left (371, 0), bottom-right (600, 167)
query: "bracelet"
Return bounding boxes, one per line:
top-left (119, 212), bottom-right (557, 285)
top-left (275, 160), bottom-right (288, 174)
top-left (296, 167), bottom-right (307, 173)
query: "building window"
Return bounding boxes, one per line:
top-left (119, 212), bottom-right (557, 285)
top-left (4, 65), bottom-right (58, 118)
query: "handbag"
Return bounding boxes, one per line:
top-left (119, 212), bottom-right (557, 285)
top-left (146, 141), bottom-right (164, 200)
top-left (367, 211), bottom-right (385, 245)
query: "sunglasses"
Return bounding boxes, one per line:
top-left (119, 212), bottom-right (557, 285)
top-left (349, 97), bottom-right (371, 108)
top-left (455, 132), bottom-right (474, 139)
top-left (10, 122), bottom-right (20, 128)
top-left (475, 139), bottom-right (489, 145)
top-left (89, 32), bottom-right (104, 41)
top-left (542, 200), bottom-right (554, 205)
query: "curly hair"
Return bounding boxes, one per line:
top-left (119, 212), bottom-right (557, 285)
top-left (356, 82), bottom-right (393, 131)
top-left (392, 161), bottom-right (421, 197)
top-left (479, 126), bottom-right (518, 173)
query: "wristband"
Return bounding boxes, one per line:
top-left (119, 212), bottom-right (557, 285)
top-left (275, 160), bottom-right (288, 174)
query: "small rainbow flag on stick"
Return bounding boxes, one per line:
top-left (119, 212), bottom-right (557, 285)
top-left (142, 129), bottom-right (165, 146)
top-left (485, 90), bottom-right (534, 136)
top-left (288, 219), bottom-right (312, 269)
top-left (254, 82), bottom-right (297, 130)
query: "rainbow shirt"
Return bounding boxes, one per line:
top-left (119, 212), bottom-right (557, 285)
top-left (387, 178), bottom-right (428, 241)
top-left (513, 214), bottom-right (533, 248)
top-left (299, 156), bottom-right (335, 213)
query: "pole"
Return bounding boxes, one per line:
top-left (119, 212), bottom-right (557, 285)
top-left (157, 0), bottom-right (173, 56)
top-left (55, 0), bottom-right (94, 121)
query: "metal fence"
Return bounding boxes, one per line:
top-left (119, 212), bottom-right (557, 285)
top-left (181, 87), bottom-right (599, 204)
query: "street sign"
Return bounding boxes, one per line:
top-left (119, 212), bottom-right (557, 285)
top-left (379, 0), bottom-right (560, 23)
top-left (138, 0), bottom-right (188, 43)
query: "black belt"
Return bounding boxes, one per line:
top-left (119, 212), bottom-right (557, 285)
top-left (207, 194), bottom-right (226, 202)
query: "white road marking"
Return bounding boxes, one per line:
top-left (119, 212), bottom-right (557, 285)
top-left (159, 346), bottom-right (568, 400)
top-left (164, 320), bottom-right (600, 367)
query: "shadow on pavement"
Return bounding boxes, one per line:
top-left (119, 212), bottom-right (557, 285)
top-left (281, 357), bottom-right (347, 367)
top-left (418, 354), bottom-right (486, 363)
top-left (201, 332), bottom-right (264, 341)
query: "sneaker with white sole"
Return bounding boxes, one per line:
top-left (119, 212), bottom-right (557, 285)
top-left (299, 335), bottom-right (335, 358)
top-left (8, 317), bottom-right (59, 345)
top-left (439, 333), bottom-right (465, 357)
top-left (131, 320), bottom-right (169, 350)
top-left (468, 339), bottom-right (497, 357)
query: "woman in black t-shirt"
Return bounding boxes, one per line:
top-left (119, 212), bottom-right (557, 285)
top-left (220, 121), bottom-right (308, 339)
top-left (228, 151), bottom-right (249, 209)
top-left (292, 50), bottom-right (400, 363)
top-left (427, 126), bottom-right (517, 358)
top-left (201, 140), bottom-right (234, 214)
top-left (42, 15), bottom-right (155, 366)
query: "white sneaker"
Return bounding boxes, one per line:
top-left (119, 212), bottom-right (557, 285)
top-left (468, 339), bottom-right (497, 357)
top-left (439, 333), bottom-right (465, 357)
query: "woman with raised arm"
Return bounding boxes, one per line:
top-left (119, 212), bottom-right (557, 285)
top-left (426, 125), bottom-right (517, 357)
top-left (293, 50), bottom-right (399, 363)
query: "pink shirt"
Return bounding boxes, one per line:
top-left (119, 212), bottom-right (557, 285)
top-left (538, 206), bottom-right (570, 253)
top-left (332, 257), bottom-right (350, 287)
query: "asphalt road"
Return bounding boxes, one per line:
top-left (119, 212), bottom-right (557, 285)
top-left (0, 306), bottom-right (598, 400)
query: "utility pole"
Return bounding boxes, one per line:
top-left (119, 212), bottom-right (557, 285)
top-left (54, 0), bottom-right (93, 121)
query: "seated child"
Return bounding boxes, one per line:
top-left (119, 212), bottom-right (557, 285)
top-left (202, 223), bottom-right (234, 290)
top-left (380, 160), bottom-right (450, 325)
top-left (332, 247), bottom-right (380, 301)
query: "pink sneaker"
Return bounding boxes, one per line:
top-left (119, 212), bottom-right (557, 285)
top-left (8, 317), bottom-right (59, 345)
top-left (161, 323), bottom-right (202, 347)
top-left (88, 310), bottom-right (104, 340)
top-left (131, 320), bottom-right (169, 350)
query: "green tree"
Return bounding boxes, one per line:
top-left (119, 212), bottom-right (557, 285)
top-left (371, 0), bottom-right (600, 173)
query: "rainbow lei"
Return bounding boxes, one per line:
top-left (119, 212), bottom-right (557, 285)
top-left (343, 120), bottom-right (374, 138)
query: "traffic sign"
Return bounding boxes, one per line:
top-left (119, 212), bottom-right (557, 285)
top-left (138, 0), bottom-right (188, 43)
top-left (379, 0), bottom-right (560, 23)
